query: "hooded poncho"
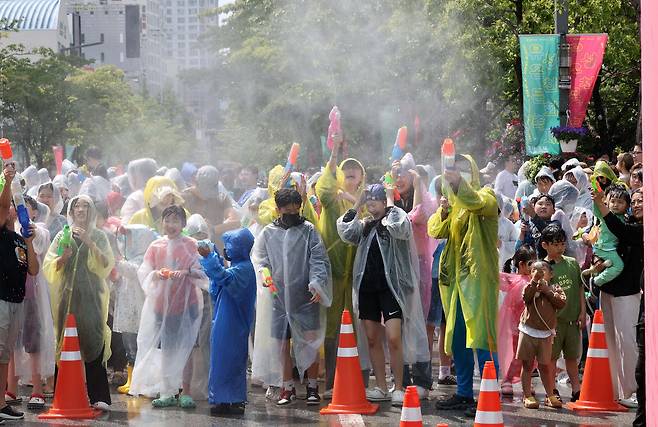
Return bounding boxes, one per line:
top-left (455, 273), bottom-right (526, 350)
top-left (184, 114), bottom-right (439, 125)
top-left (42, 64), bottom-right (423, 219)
top-left (428, 155), bottom-right (499, 353)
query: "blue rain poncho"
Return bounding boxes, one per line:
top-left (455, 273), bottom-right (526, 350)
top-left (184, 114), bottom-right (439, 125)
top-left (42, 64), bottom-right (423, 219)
top-left (200, 228), bottom-right (256, 405)
top-left (337, 206), bottom-right (430, 368)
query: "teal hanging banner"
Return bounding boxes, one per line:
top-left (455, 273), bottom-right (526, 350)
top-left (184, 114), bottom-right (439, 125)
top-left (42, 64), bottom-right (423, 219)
top-left (519, 35), bottom-right (561, 155)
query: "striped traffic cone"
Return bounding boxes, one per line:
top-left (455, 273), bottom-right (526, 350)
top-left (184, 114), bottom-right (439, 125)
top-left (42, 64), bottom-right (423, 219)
top-left (39, 314), bottom-right (100, 420)
top-left (320, 310), bottom-right (379, 415)
top-left (566, 310), bottom-right (628, 412)
top-left (473, 361), bottom-right (503, 427)
top-left (399, 386), bottom-right (422, 426)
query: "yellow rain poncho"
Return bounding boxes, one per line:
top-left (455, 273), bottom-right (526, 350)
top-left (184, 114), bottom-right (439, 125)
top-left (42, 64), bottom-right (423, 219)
top-left (592, 160), bottom-right (622, 187)
top-left (129, 176), bottom-right (182, 232)
top-left (315, 158), bottom-right (365, 339)
top-left (257, 165), bottom-right (318, 227)
top-left (427, 155), bottom-right (499, 353)
top-left (44, 195), bottom-right (116, 363)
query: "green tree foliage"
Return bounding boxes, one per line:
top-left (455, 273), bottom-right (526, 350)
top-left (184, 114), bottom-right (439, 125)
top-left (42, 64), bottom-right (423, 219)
top-left (0, 46), bottom-right (191, 168)
top-left (203, 0), bottom-right (640, 170)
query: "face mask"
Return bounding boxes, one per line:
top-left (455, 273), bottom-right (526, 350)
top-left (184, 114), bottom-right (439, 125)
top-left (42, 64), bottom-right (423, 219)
top-left (279, 213), bottom-right (303, 228)
top-left (460, 172), bottom-right (472, 183)
top-left (223, 247), bottom-right (232, 262)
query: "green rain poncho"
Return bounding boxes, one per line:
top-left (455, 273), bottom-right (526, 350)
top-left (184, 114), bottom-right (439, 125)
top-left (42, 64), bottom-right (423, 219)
top-left (427, 155), bottom-right (499, 353)
top-left (316, 159), bottom-right (365, 339)
top-left (44, 195), bottom-right (116, 363)
top-left (592, 160), bottom-right (622, 187)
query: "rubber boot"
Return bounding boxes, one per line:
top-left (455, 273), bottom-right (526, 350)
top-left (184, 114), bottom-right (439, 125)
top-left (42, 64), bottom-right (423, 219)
top-left (117, 365), bottom-right (133, 394)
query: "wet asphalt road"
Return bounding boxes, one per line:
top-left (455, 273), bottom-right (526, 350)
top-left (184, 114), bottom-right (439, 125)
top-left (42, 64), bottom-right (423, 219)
top-left (15, 376), bottom-right (634, 426)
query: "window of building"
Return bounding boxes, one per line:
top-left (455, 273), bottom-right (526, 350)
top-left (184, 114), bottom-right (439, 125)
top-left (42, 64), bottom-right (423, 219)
top-left (100, 52), bottom-right (105, 63)
top-left (100, 33), bottom-right (104, 43)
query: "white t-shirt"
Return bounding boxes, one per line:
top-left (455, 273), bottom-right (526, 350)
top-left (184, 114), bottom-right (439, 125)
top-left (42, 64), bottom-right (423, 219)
top-left (494, 169), bottom-right (518, 200)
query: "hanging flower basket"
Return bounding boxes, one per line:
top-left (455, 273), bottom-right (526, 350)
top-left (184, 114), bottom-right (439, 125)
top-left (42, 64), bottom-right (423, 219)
top-left (550, 126), bottom-right (588, 153)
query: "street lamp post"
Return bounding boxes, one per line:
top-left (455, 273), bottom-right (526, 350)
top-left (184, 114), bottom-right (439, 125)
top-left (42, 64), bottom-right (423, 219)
top-left (555, 0), bottom-right (570, 127)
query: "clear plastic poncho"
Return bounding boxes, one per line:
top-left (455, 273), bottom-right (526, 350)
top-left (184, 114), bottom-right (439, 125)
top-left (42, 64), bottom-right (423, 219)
top-left (129, 234), bottom-right (208, 398)
top-left (13, 217), bottom-right (56, 381)
top-left (111, 174), bottom-right (132, 199)
top-left (43, 195), bottom-right (115, 363)
top-left (22, 165), bottom-right (40, 190)
top-left (113, 225), bottom-right (158, 335)
top-left (497, 193), bottom-right (519, 271)
top-left (251, 220), bottom-right (332, 386)
top-left (37, 168), bottom-right (50, 185)
top-left (121, 158), bottom-right (158, 224)
top-left (165, 168), bottom-right (187, 193)
top-left (128, 176), bottom-right (180, 232)
top-left (337, 206), bottom-right (430, 368)
top-left (79, 176), bottom-right (112, 204)
top-left (565, 166), bottom-right (593, 210)
top-left (30, 182), bottom-right (67, 241)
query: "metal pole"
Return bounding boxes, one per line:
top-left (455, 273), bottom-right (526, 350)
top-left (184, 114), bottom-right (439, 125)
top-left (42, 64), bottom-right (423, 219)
top-left (555, 0), bottom-right (570, 127)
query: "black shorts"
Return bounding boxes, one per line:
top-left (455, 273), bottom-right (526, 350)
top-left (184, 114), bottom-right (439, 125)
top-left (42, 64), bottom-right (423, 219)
top-left (358, 286), bottom-right (402, 323)
top-left (271, 291), bottom-right (321, 340)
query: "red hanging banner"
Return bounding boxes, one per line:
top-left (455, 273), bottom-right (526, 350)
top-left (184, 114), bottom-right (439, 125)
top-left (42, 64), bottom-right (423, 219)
top-left (566, 34), bottom-right (608, 127)
top-left (52, 145), bottom-right (64, 175)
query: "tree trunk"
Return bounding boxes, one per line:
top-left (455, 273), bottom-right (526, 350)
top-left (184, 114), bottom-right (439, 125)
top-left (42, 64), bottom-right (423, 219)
top-left (514, 0), bottom-right (524, 120)
top-left (591, 76), bottom-right (609, 155)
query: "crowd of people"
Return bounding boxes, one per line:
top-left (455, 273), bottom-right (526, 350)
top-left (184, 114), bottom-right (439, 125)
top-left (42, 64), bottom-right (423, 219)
top-left (0, 137), bottom-right (645, 426)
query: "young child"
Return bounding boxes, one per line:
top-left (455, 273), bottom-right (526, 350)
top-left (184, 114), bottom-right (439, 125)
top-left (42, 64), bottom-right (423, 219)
top-left (498, 245), bottom-right (537, 396)
top-left (541, 224), bottom-right (585, 404)
top-left (113, 224), bottom-right (157, 394)
top-left (337, 183), bottom-right (429, 407)
top-left (252, 188), bottom-right (331, 406)
top-left (590, 184), bottom-right (629, 286)
top-left (199, 227), bottom-right (256, 416)
top-left (130, 205), bottom-right (208, 409)
top-left (517, 260), bottom-right (566, 409)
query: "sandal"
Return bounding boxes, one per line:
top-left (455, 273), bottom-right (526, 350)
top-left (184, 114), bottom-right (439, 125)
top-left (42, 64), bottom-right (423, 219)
top-left (152, 395), bottom-right (178, 408)
top-left (27, 394), bottom-right (46, 410)
top-left (4, 392), bottom-right (22, 405)
top-left (178, 394), bottom-right (196, 409)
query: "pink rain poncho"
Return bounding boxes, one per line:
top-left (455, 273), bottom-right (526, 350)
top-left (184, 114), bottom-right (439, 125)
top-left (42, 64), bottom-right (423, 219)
top-left (129, 234), bottom-right (208, 398)
top-left (497, 273), bottom-right (529, 383)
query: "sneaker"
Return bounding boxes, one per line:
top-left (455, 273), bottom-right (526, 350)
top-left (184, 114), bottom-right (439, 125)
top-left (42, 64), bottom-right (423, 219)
top-left (276, 388), bottom-right (296, 406)
top-left (523, 396), bottom-right (540, 409)
top-left (93, 401), bottom-right (111, 411)
top-left (0, 405), bottom-right (23, 420)
top-left (366, 387), bottom-right (390, 402)
top-left (3, 393), bottom-right (20, 405)
top-left (570, 390), bottom-right (580, 403)
top-left (305, 386), bottom-right (320, 406)
top-left (619, 393), bottom-right (638, 408)
top-left (322, 388), bottom-right (333, 399)
top-left (501, 383), bottom-right (514, 396)
top-left (463, 405), bottom-right (477, 418)
top-left (227, 402), bottom-right (246, 415)
top-left (437, 375), bottom-right (457, 385)
top-left (415, 386), bottom-right (429, 400)
top-left (265, 386), bottom-right (280, 401)
top-left (211, 402), bottom-right (246, 415)
top-left (391, 390), bottom-right (404, 407)
top-left (545, 395), bottom-right (563, 409)
top-left (27, 394), bottom-right (46, 410)
top-left (435, 394), bottom-right (475, 410)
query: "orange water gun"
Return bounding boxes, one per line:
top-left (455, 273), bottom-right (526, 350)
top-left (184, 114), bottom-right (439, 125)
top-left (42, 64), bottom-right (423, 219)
top-left (261, 267), bottom-right (278, 296)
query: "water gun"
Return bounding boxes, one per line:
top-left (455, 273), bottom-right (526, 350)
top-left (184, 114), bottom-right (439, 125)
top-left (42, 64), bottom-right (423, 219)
top-left (441, 138), bottom-right (456, 172)
top-left (309, 194), bottom-right (321, 215)
top-left (327, 106), bottom-right (342, 150)
top-left (383, 172), bottom-right (401, 201)
top-left (197, 239), bottom-right (213, 251)
top-left (260, 267), bottom-right (278, 296)
top-left (57, 225), bottom-right (72, 256)
top-left (590, 176), bottom-right (603, 193)
top-left (390, 126), bottom-right (408, 161)
top-left (0, 138), bottom-right (13, 192)
top-left (284, 143), bottom-right (300, 173)
top-left (11, 179), bottom-right (32, 238)
top-left (159, 268), bottom-right (174, 280)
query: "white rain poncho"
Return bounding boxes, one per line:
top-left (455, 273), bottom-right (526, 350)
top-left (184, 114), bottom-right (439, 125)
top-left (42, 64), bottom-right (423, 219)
top-left (497, 194), bottom-right (519, 271)
top-left (337, 206), bottom-right (430, 368)
top-left (570, 206), bottom-right (594, 266)
top-left (61, 159), bottom-right (76, 176)
top-left (183, 214), bottom-right (213, 400)
top-left (129, 234), bottom-right (208, 398)
top-left (111, 174), bottom-right (132, 198)
top-left (66, 172), bottom-right (83, 197)
top-left (515, 161), bottom-right (536, 200)
top-left (31, 182), bottom-right (67, 241)
top-left (43, 195), bottom-right (115, 364)
top-left (37, 168), bottom-right (50, 184)
top-left (120, 158), bottom-right (158, 224)
top-left (80, 176), bottom-right (112, 204)
top-left (113, 225), bottom-right (158, 335)
top-left (547, 180), bottom-right (580, 257)
top-left (13, 214), bottom-right (56, 381)
top-left (165, 168), bottom-right (186, 193)
top-left (251, 219), bottom-right (332, 386)
top-left (564, 166), bottom-right (593, 210)
top-left (22, 165), bottom-right (40, 190)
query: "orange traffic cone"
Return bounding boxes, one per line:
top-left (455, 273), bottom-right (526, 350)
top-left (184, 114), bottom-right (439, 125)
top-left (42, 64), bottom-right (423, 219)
top-left (39, 314), bottom-right (101, 420)
top-left (566, 310), bottom-right (628, 412)
top-left (320, 310), bottom-right (378, 415)
top-left (473, 361), bottom-right (504, 427)
top-left (399, 386), bottom-right (422, 426)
